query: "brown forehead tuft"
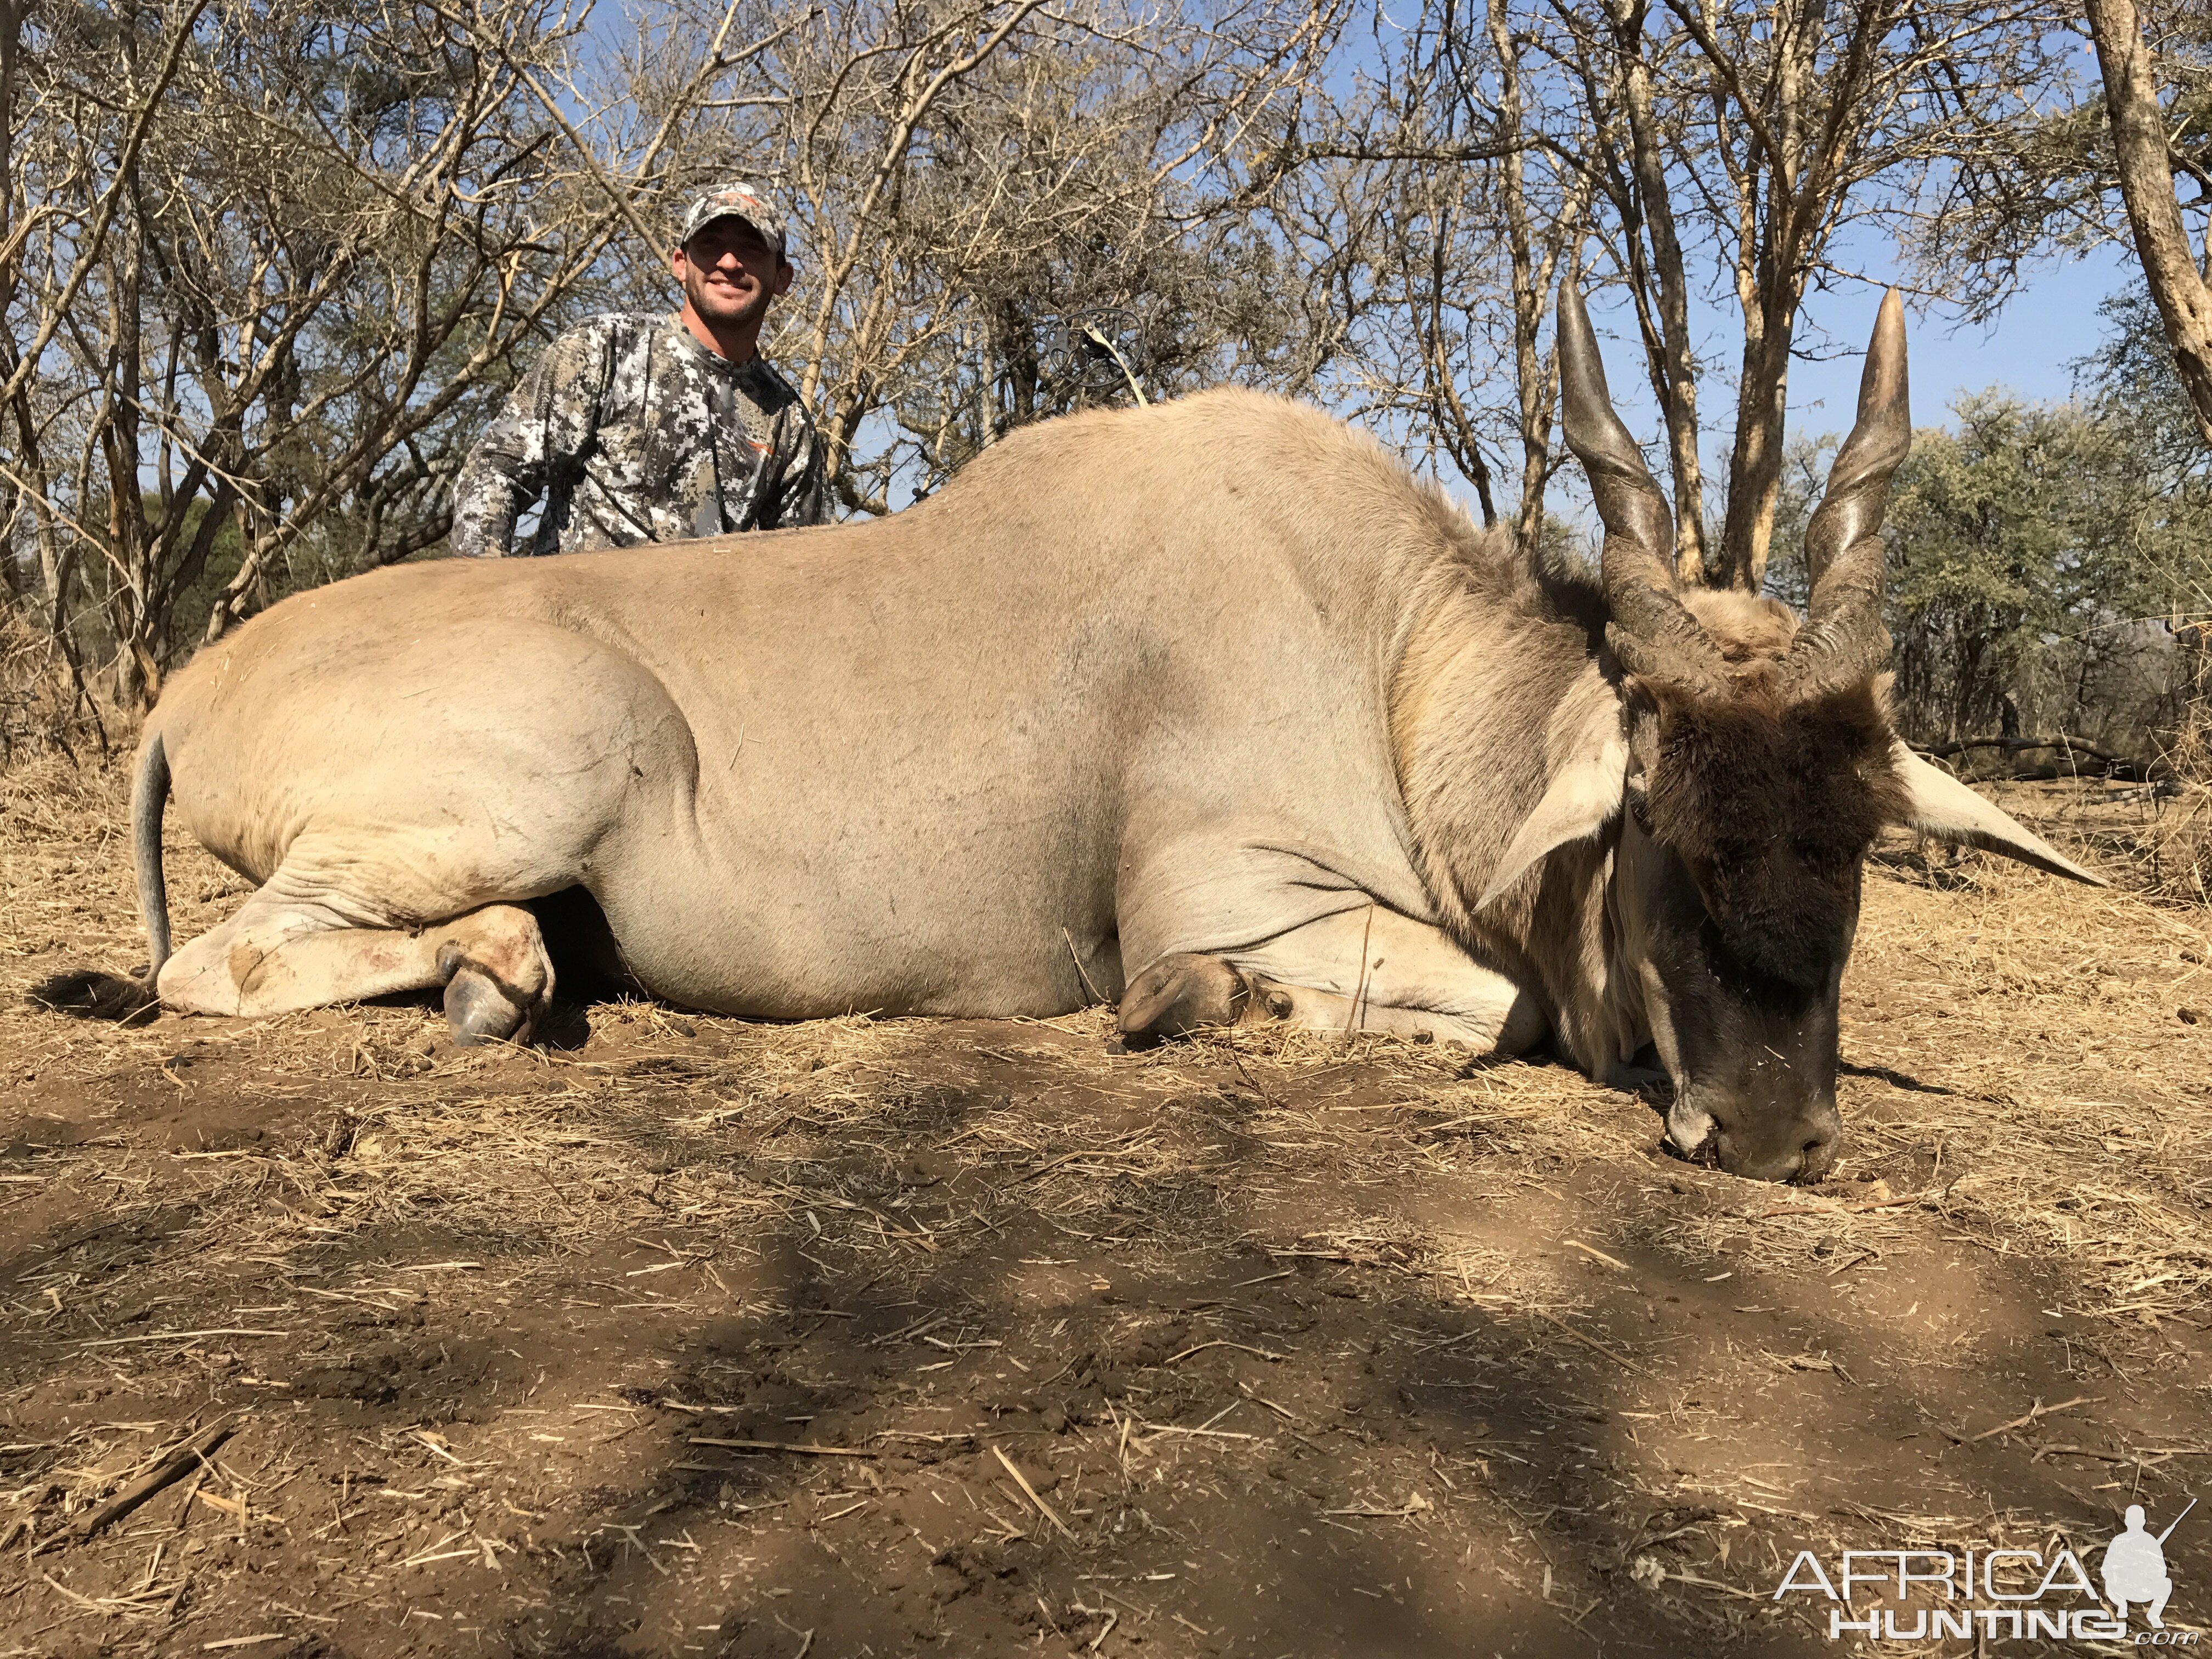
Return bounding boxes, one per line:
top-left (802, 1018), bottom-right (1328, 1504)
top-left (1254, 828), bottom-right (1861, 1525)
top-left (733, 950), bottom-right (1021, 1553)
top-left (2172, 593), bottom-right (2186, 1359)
top-left (1641, 678), bottom-right (1906, 989)
top-left (1679, 589), bottom-right (1800, 664)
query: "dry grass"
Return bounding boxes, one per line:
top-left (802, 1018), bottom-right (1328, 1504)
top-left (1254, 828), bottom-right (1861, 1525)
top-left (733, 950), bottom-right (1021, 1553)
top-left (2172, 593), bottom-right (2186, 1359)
top-left (3, 746), bottom-right (2209, 1655)
top-left (0, 608), bottom-right (121, 774)
top-left (2140, 698), bottom-right (2212, 904)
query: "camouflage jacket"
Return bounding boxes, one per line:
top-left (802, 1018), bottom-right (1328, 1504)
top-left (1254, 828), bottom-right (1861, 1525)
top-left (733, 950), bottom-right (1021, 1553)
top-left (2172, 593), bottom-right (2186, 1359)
top-left (451, 313), bottom-right (827, 557)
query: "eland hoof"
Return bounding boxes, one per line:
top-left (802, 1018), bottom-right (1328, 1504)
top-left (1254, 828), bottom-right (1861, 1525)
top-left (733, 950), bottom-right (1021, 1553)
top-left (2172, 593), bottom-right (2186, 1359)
top-left (437, 941), bottom-right (547, 1046)
top-left (1117, 953), bottom-right (1251, 1040)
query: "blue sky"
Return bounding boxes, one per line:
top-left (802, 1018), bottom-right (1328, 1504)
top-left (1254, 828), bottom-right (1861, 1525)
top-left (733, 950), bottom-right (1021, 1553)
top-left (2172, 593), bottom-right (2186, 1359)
top-left (1580, 232), bottom-right (2136, 467)
top-left (1537, 227), bottom-right (2140, 537)
top-left (1774, 247), bottom-right (2133, 436)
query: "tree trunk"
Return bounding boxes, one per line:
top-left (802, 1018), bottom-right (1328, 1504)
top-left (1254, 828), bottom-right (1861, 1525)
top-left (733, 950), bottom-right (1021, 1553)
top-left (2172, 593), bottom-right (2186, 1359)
top-left (1488, 0), bottom-right (1542, 548)
top-left (998, 298), bottom-right (1037, 426)
top-left (0, 0), bottom-right (16, 320)
top-left (1418, 166), bottom-right (1499, 526)
top-left (1605, 0), bottom-right (1707, 582)
top-left (2085, 0), bottom-right (2212, 450)
top-left (105, 173), bottom-right (158, 704)
top-left (1487, 0), bottom-right (1589, 554)
top-left (0, 0), bottom-right (21, 613)
top-left (1720, 283), bottom-right (1797, 592)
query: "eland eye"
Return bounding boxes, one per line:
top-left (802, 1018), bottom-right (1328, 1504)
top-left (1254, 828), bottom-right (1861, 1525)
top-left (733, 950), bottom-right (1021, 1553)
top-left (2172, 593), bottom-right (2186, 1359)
top-left (1796, 835), bottom-right (1867, 874)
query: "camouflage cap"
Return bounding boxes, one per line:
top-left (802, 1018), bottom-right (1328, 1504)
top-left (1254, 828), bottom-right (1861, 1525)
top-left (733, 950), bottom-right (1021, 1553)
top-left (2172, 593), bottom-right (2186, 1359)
top-left (677, 183), bottom-right (788, 258)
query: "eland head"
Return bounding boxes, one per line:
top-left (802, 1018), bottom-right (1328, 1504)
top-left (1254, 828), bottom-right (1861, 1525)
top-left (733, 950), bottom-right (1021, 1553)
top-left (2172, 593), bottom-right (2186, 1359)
top-left (1547, 284), bottom-right (2103, 1181)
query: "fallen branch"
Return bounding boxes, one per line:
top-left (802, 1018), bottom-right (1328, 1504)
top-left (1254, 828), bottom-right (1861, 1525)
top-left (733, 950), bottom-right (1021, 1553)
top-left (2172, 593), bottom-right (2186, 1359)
top-left (1014, 1136), bottom-right (1154, 1184)
top-left (1320, 1492), bottom-right (1433, 1518)
top-left (70, 1415), bottom-right (239, 1544)
top-left (1915, 733), bottom-right (2129, 765)
top-left (1964, 1394), bottom-right (2103, 1444)
top-left (686, 1437), bottom-right (876, 1457)
top-left (1163, 1339), bottom-right (1289, 1365)
top-left (1562, 1238), bottom-right (1632, 1272)
top-left (1532, 1308), bottom-right (1651, 1378)
top-left (41, 1572), bottom-right (113, 1614)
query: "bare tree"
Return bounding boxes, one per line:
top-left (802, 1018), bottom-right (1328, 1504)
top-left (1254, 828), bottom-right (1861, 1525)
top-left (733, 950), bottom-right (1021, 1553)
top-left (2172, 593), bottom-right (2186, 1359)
top-left (744, 0), bottom-right (1347, 514)
top-left (1486, 0), bottom-right (1596, 551)
top-left (1637, 0), bottom-right (2067, 591)
top-left (3, 0), bottom-right (217, 708)
top-left (1352, 0), bottom-right (2065, 591)
top-left (1291, 0), bottom-right (1588, 548)
top-left (1278, 0), bottom-right (2064, 589)
top-left (7, 0), bottom-right (2090, 741)
top-left (4, 0), bottom-right (1359, 720)
top-left (2084, 0), bottom-right (2212, 449)
top-left (1541, 0), bottom-right (1707, 576)
top-left (3, 0), bottom-right (808, 706)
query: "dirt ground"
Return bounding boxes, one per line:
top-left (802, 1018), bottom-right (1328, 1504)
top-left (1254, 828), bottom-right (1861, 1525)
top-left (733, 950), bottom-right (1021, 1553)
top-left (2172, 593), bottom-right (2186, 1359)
top-left (3, 760), bottom-right (2209, 1658)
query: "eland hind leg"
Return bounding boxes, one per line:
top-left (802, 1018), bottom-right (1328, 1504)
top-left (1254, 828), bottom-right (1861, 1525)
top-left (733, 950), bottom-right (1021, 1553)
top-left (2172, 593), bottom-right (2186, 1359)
top-left (158, 880), bottom-right (556, 1046)
top-left (149, 622), bottom-right (709, 1041)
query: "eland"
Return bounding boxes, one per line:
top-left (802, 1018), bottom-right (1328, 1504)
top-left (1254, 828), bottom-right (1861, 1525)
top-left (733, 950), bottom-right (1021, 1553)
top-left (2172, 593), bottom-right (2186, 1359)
top-left (40, 284), bottom-right (2100, 1181)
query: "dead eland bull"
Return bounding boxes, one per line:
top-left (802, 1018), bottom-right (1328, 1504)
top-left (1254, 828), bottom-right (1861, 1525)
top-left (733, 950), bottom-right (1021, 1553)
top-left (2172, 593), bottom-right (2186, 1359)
top-left (40, 286), bottom-right (2099, 1182)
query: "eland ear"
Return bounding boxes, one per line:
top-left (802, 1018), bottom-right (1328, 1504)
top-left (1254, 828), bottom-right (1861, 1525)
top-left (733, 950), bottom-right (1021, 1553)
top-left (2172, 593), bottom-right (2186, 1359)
top-left (1888, 742), bottom-right (2108, 886)
top-left (1476, 718), bottom-right (1632, 912)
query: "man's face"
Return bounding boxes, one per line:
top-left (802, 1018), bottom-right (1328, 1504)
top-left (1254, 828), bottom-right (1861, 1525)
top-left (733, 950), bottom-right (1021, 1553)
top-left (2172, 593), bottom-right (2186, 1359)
top-left (673, 217), bottom-right (792, 334)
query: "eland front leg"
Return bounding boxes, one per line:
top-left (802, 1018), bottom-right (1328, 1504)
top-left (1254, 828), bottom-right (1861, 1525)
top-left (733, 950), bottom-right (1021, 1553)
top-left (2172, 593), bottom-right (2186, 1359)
top-left (1118, 905), bottom-right (1544, 1052)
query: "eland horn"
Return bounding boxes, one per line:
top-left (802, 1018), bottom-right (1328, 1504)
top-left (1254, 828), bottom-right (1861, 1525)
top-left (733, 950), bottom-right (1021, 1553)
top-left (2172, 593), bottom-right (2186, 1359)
top-left (1556, 281), bottom-right (1727, 696)
top-left (1786, 289), bottom-right (1911, 693)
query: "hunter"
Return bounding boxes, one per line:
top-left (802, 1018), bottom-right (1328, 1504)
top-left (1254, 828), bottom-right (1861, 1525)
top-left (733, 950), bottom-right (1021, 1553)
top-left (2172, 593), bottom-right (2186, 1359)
top-left (452, 183), bottom-right (827, 557)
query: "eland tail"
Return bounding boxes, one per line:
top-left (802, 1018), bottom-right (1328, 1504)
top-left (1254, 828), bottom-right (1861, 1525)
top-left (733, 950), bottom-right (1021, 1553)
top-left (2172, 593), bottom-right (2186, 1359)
top-left (25, 730), bottom-right (168, 1020)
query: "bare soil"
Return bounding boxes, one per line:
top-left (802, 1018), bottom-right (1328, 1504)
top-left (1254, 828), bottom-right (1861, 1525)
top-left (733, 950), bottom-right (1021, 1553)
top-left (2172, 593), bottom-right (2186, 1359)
top-left (3, 763), bottom-right (2209, 1657)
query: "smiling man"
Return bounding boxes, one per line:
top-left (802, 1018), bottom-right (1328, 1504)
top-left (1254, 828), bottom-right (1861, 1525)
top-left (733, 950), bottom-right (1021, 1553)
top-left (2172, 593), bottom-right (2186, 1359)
top-left (452, 184), bottom-right (827, 558)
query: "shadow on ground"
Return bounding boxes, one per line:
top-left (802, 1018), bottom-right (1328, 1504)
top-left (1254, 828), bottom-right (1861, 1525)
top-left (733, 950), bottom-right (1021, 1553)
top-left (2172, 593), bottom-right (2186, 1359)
top-left (6, 958), bottom-right (2207, 1658)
